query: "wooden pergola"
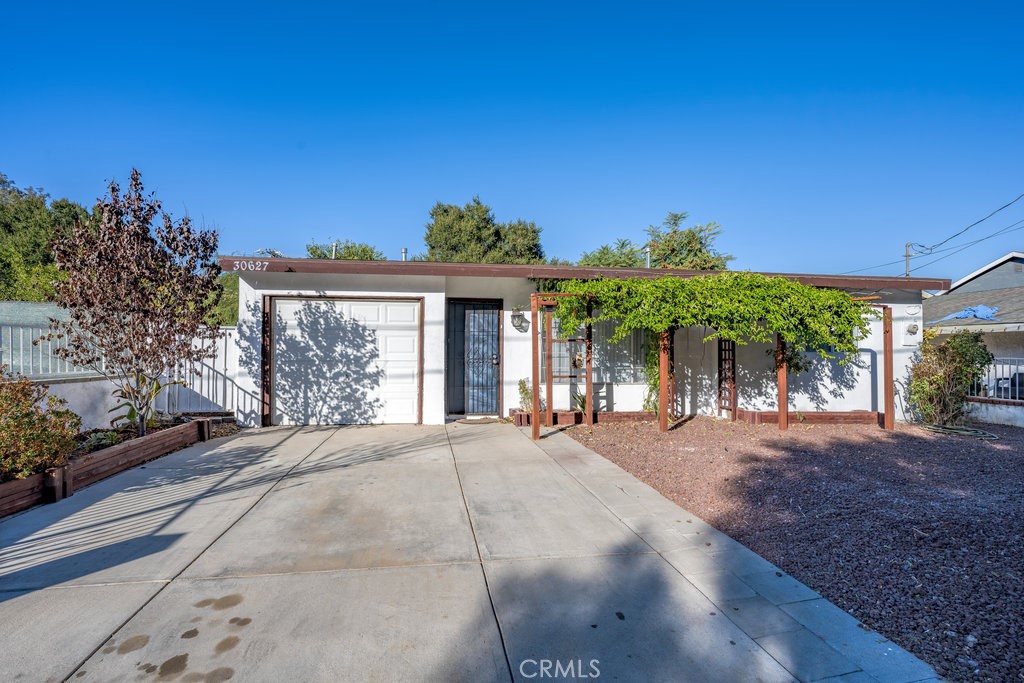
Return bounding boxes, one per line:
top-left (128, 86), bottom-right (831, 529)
top-left (529, 293), bottom-right (896, 439)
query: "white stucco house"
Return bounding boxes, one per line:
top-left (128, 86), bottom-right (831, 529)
top-left (222, 257), bottom-right (948, 428)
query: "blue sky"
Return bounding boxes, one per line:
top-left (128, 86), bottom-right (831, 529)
top-left (3, 1), bottom-right (1022, 281)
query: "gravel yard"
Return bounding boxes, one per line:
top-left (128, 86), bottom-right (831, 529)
top-left (569, 417), bottom-right (1024, 682)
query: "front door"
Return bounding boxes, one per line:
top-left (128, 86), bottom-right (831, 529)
top-left (446, 300), bottom-right (501, 415)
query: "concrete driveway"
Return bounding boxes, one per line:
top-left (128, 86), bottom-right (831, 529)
top-left (0, 423), bottom-right (936, 682)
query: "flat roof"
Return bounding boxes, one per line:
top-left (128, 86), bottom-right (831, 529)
top-left (219, 257), bottom-right (950, 291)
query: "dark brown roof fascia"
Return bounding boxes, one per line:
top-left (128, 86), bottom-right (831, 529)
top-left (218, 257), bottom-right (950, 291)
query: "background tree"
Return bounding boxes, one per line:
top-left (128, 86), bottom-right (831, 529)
top-left (210, 272), bottom-right (239, 326)
top-left (646, 211), bottom-right (733, 270)
top-left (0, 173), bottom-right (89, 301)
top-left (46, 169), bottom-right (223, 436)
top-left (306, 239), bottom-right (386, 260)
top-left (423, 197), bottom-right (545, 263)
top-left (577, 238), bottom-right (646, 268)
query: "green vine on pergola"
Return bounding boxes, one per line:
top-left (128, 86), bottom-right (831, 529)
top-left (553, 271), bottom-right (875, 372)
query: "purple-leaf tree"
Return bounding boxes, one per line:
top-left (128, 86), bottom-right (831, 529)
top-left (45, 169), bottom-right (223, 436)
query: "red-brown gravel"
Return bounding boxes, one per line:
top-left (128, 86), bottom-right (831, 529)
top-left (568, 417), bottom-right (1024, 682)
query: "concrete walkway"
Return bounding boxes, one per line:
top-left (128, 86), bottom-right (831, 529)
top-left (0, 423), bottom-right (937, 682)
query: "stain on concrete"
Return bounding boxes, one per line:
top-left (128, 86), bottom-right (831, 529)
top-left (116, 635), bottom-right (150, 654)
top-left (158, 653), bottom-right (188, 678)
top-left (190, 617), bottom-right (202, 624)
top-left (75, 672), bottom-right (86, 678)
top-left (227, 617), bottom-right (251, 627)
top-left (102, 646), bottom-right (116, 654)
top-left (615, 611), bottom-right (625, 621)
top-left (211, 594), bottom-right (243, 610)
top-left (214, 636), bottom-right (240, 655)
top-left (193, 599), bottom-right (215, 608)
top-left (181, 668), bottom-right (234, 682)
top-left (181, 629), bottom-right (199, 639)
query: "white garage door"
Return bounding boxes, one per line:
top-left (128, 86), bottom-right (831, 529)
top-left (272, 298), bottom-right (420, 425)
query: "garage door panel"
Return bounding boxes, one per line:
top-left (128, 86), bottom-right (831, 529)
top-left (382, 334), bottom-right (417, 358)
top-left (272, 299), bottom-right (420, 425)
top-left (386, 303), bottom-right (418, 324)
top-left (349, 303), bottom-right (382, 323)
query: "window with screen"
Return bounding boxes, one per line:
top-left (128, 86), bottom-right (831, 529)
top-left (540, 318), bottom-right (647, 384)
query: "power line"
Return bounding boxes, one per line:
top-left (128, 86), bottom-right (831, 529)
top-left (914, 191), bottom-right (1024, 253)
top-left (841, 193), bottom-right (1024, 275)
top-left (908, 218), bottom-right (1024, 274)
top-left (840, 259), bottom-right (906, 275)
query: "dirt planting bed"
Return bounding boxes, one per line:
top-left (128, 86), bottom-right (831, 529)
top-left (569, 417), bottom-right (1024, 682)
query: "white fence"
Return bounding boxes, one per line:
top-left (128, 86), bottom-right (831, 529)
top-left (970, 358), bottom-right (1024, 402)
top-left (0, 324), bottom-right (101, 378)
top-left (156, 328), bottom-right (259, 417)
top-left (1, 324), bottom-right (257, 418)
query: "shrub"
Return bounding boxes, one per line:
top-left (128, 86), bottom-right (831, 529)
top-left (909, 330), bottom-right (993, 425)
top-left (0, 365), bottom-right (82, 482)
top-left (518, 378), bottom-right (533, 411)
top-left (82, 430), bottom-right (123, 453)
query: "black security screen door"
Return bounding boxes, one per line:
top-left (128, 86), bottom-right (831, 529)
top-left (446, 301), bottom-right (500, 414)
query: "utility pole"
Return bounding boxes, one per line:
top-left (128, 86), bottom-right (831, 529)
top-left (904, 242), bottom-right (912, 278)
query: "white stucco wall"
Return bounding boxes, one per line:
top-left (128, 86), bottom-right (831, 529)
top-left (722, 295), bottom-right (923, 421)
top-left (966, 401), bottom-right (1024, 428)
top-left (234, 274), bottom-right (926, 425)
top-left (41, 376), bottom-right (122, 431)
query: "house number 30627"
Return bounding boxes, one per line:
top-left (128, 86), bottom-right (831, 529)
top-left (232, 260), bottom-right (270, 271)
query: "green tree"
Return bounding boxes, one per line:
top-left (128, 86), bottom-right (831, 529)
top-left (646, 211), bottom-right (732, 270)
top-left (0, 173), bottom-right (89, 301)
top-left (306, 239), bottom-right (386, 260)
top-left (578, 239), bottom-right (646, 268)
top-left (423, 197), bottom-right (545, 264)
top-left (210, 272), bottom-right (239, 326)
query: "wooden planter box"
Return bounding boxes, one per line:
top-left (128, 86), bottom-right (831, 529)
top-left (0, 419), bottom-right (211, 519)
top-left (734, 409), bottom-right (881, 426)
top-left (0, 472), bottom-right (48, 518)
top-left (511, 410), bottom-right (583, 426)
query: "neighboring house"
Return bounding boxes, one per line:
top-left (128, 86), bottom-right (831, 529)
top-left (223, 257), bottom-right (946, 428)
top-left (924, 251), bottom-right (1024, 425)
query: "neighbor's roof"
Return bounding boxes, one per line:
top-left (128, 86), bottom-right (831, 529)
top-left (946, 251), bottom-right (1024, 293)
top-left (923, 285), bottom-right (1024, 332)
top-left (218, 257), bottom-right (950, 291)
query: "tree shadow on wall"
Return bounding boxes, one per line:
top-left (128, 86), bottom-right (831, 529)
top-left (789, 350), bottom-right (869, 411)
top-left (735, 345), bottom-right (868, 411)
top-left (237, 299), bottom-right (384, 424)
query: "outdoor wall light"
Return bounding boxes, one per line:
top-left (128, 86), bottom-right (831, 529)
top-left (511, 307), bottom-right (529, 332)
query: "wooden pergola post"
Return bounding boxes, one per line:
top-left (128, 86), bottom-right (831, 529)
top-left (585, 299), bottom-right (594, 426)
top-left (530, 294), bottom-right (541, 440)
top-left (659, 330), bottom-right (671, 432)
top-left (882, 306), bottom-right (895, 430)
top-left (776, 334), bottom-right (789, 431)
top-left (544, 308), bottom-right (554, 429)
